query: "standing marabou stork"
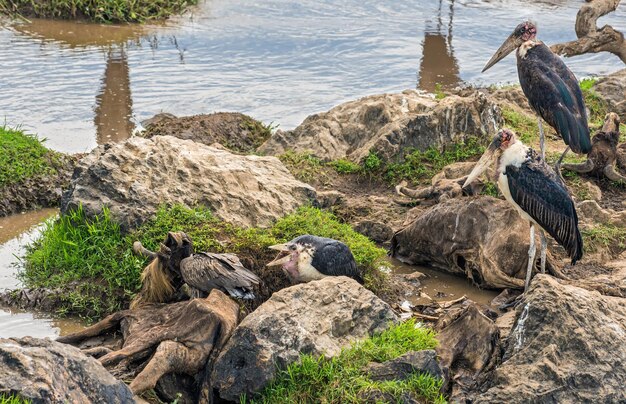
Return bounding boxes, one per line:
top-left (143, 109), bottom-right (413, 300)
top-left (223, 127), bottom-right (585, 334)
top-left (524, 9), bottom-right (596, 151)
top-left (464, 129), bottom-right (583, 290)
top-left (131, 231), bottom-right (261, 307)
top-left (483, 21), bottom-right (591, 167)
top-left (266, 235), bottom-right (364, 284)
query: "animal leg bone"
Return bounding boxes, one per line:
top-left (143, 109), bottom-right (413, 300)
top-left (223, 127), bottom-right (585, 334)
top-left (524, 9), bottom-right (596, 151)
top-left (539, 229), bottom-right (547, 274)
top-left (524, 224), bottom-right (537, 291)
top-left (129, 340), bottom-right (205, 394)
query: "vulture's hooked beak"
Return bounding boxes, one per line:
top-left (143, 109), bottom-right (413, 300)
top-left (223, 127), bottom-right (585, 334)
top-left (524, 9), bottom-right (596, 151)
top-left (266, 243), bottom-right (294, 267)
top-left (482, 33), bottom-right (521, 73)
top-left (463, 140), bottom-right (501, 188)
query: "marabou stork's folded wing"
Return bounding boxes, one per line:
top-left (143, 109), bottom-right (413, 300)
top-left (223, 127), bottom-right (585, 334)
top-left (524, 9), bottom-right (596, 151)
top-left (506, 160), bottom-right (583, 264)
top-left (310, 241), bottom-right (363, 283)
top-left (518, 43), bottom-right (591, 154)
top-left (180, 252), bottom-right (261, 299)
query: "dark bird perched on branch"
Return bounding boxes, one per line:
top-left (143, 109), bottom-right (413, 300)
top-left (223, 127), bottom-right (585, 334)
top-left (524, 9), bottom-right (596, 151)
top-left (266, 235), bottom-right (363, 284)
top-left (483, 21), bottom-right (591, 169)
top-left (131, 232), bottom-right (260, 307)
top-left (464, 129), bottom-right (583, 290)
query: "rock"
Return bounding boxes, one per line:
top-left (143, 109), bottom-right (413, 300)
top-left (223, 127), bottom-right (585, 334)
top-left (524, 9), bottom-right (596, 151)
top-left (594, 68), bottom-right (626, 121)
top-left (353, 220), bottom-right (394, 243)
top-left (489, 288), bottom-right (520, 309)
top-left (141, 112), bottom-right (271, 153)
top-left (211, 276), bottom-right (398, 401)
top-left (390, 196), bottom-right (556, 289)
top-left (259, 90), bottom-right (501, 162)
top-left (577, 200), bottom-right (611, 223)
top-left (404, 271), bottom-right (426, 282)
top-left (436, 303), bottom-right (499, 400)
top-left (475, 275), bottom-right (626, 403)
top-left (0, 337), bottom-right (134, 403)
top-left (61, 136), bottom-right (317, 230)
top-left (316, 190), bottom-right (346, 208)
top-left (364, 350), bottom-right (444, 381)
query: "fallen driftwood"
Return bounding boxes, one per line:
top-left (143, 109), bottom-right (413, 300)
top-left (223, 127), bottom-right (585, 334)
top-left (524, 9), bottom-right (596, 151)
top-left (57, 290), bottom-right (239, 403)
top-left (563, 112), bottom-right (626, 182)
top-left (551, 0), bottom-right (626, 64)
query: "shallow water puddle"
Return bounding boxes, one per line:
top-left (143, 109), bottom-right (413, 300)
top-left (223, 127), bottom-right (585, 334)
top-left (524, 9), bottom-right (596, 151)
top-left (0, 209), bottom-right (86, 339)
top-left (390, 258), bottom-right (500, 306)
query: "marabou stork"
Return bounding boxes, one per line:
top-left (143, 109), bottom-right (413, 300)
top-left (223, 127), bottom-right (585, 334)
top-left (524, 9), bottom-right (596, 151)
top-left (483, 21), bottom-right (591, 167)
top-left (266, 235), bottom-right (364, 284)
top-left (131, 231), bottom-right (261, 307)
top-left (464, 129), bottom-right (583, 290)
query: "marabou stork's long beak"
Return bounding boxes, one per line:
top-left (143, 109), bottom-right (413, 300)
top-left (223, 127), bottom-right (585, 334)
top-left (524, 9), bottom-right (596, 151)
top-left (266, 243), bottom-right (293, 267)
top-left (463, 140), bottom-right (501, 188)
top-left (482, 33), bottom-right (522, 73)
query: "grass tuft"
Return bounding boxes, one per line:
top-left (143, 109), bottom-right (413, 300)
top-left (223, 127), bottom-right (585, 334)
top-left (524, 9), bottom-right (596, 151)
top-left (581, 223), bottom-right (626, 255)
top-left (0, 0), bottom-right (198, 23)
top-left (385, 137), bottom-right (485, 184)
top-left (254, 319), bottom-right (445, 404)
top-left (0, 394), bottom-right (30, 404)
top-left (22, 205), bottom-right (387, 319)
top-left (0, 126), bottom-right (62, 188)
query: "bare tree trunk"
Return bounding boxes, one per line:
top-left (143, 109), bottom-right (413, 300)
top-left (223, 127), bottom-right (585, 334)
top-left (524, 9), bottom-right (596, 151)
top-left (551, 0), bottom-right (626, 64)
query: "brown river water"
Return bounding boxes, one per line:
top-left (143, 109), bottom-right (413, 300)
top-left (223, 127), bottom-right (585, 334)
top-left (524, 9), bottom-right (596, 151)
top-left (0, 0), bottom-right (623, 337)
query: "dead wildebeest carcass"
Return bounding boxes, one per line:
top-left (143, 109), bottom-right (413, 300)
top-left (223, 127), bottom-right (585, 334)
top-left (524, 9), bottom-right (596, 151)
top-left (563, 112), bottom-right (626, 182)
top-left (131, 231), bottom-right (261, 308)
top-left (57, 289), bottom-right (239, 403)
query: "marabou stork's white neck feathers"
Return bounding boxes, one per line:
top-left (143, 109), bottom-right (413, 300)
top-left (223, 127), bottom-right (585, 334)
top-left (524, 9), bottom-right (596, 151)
top-left (464, 129), bottom-right (583, 272)
top-left (267, 235), bottom-right (363, 284)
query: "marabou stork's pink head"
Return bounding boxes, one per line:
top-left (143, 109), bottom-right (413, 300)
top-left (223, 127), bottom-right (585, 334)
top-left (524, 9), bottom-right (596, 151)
top-left (463, 129), bottom-right (517, 188)
top-left (482, 21), bottom-right (537, 72)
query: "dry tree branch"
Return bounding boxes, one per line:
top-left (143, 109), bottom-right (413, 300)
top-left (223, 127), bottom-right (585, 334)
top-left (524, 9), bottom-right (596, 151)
top-left (551, 0), bottom-right (626, 64)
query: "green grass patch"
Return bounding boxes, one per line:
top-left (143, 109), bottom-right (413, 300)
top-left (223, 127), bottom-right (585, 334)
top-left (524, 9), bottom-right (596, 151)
top-left (0, 393), bottom-right (30, 404)
top-left (501, 107), bottom-right (538, 144)
top-left (385, 137), bottom-right (485, 184)
top-left (22, 205), bottom-right (387, 319)
top-left (0, 126), bottom-right (63, 188)
top-left (481, 181), bottom-right (500, 198)
top-left (254, 319), bottom-right (444, 404)
top-left (0, 0), bottom-right (198, 23)
top-left (434, 83), bottom-right (446, 100)
top-left (580, 80), bottom-right (609, 131)
top-left (581, 223), bottom-right (626, 255)
top-left (329, 159), bottom-right (362, 174)
top-left (278, 151), bottom-right (326, 183)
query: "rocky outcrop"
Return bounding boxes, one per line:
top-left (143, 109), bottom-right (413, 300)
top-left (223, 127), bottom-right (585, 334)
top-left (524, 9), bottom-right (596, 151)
top-left (211, 276), bottom-right (398, 401)
top-left (390, 196), bottom-right (557, 289)
top-left (0, 153), bottom-right (76, 217)
top-left (475, 275), bottom-right (626, 403)
top-left (259, 90), bottom-right (501, 162)
top-left (594, 68), bottom-right (626, 121)
top-left (61, 136), bottom-right (317, 230)
top-left (0, 337), bottom-right (134, 403)
top-left (141, 112), bottom-right (271, 153)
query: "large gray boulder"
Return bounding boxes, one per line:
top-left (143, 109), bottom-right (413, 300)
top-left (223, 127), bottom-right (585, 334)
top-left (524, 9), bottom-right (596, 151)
top-left (475, 275), bottom-right (626, 403)
top-left (0, 337), bottom-right (134, 403)
top-left (211, 276), bottom-right (398, 401)
top-left (390, 196), bottom-right (557, 289)
top-left (62, 135), bottom-right (317, 230)
top-left (594, 68), bottom-right (626, 121)
top-left (259, 90), bottom-right (501, 162)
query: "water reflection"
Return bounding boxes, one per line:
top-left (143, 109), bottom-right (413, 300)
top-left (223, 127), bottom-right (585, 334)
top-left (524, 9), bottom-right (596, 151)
top-left (95, 47), bottom-right (134, 144)
top-left (418, 0), bottom-right (460, 92)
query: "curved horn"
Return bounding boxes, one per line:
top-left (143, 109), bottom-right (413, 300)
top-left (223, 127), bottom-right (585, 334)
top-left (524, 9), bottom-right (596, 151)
top-left (562, 159), bottom-right (595, 174)
top-left (133, 241), bottom-right (157, 260)
top-left (604, 165), bottom-right (626, 183)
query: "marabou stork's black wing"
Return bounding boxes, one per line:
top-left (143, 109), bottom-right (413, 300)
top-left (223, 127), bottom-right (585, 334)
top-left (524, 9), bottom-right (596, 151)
top-left (308, 239), bottom-right (364, 284)
top-left (506, 158), bottom-right (583, 264)
top-left (518, 43), bottom-right (591, 154)
top-left (180, 252), bottom-right (261, 299)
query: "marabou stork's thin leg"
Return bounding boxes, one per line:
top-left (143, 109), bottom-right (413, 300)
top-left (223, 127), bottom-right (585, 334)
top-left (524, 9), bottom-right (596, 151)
top-left (539, 229), bottom-right (547, 274)
top-left (524, 224), bottom-right (537, 291)
top-left (538, 118), bottom-right (545, 160)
